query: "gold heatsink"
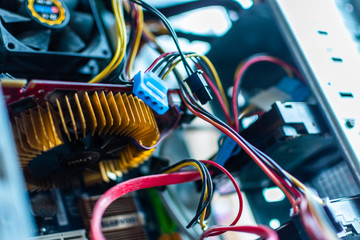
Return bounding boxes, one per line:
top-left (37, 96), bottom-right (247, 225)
top-left (14, 91), bottom-right (159, 190)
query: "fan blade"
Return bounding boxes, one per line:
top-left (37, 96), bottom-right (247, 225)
top-left (69, 11), bottom-right (94, 42)
top-left (0, 8), bottom-right (31, 23)
top-left (55, 26), bottom-right (86, 52)
top-left (18, 30), bottom-right (51, 51)
top-left (62, 0), bottom-right (80, 11)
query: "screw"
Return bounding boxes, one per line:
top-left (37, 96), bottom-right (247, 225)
top-left (345, 119), bottom-right (355, 128)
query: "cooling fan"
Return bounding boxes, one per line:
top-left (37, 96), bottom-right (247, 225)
top-left (0, 0), bottom-right (111, 79)
top-left (2, 80), bottom-right (179, 191)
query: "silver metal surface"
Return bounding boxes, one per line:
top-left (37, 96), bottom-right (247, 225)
top-left (270, 0), bottom-right (360, 185)
top-left (0, 86), bottom-right (34, 239)
top-left (29, 229), bottom-right (87, 240)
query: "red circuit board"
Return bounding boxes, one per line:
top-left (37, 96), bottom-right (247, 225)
top-left (1, 79), bottom-right (181, 131)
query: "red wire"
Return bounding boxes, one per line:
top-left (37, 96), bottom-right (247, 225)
top-left (232, 56), bottom-right (303, 132)
top-left (145, 51), bottom-right (177, 72)
top-left (181, 94), bottom-right (298, 209)
top-left (200, 160), bottom-right (243, 226)
top-left (90, 171), bottom-right (202, 240)
top-left (298, 196), bottom-right (332, 240)
top-left (126, 3), bottom-right (140, 76)
top-left (200, 225), bottom-right (279, 240)
top-left (195, 64), bottom-right (232, 125)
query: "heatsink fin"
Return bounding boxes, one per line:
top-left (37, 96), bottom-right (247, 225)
top-left (13, 91), bottom-right (159, 190)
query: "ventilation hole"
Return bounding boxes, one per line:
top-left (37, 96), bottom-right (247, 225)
top-left (102, 50), bottom-right (108, 55)
top-left (318, 30), bottom-right (328, 35)
top-left (332, 57), bottom-right (343, 62)
top-left (339, 92), bottom-right (354, 98)
top-left (284, 104), bottom-right (293, 108)
top-left (7, 43), bottom-right (15, 49)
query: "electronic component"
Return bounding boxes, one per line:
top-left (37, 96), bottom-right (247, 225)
top-left (3, 0), bottom-right (360, 240)
top-left (184, 70), bottom-right (212, 105)
top-left (29, 189), bottom-right (85, 235)
top-left (327, 195), bottom-right (360, 238)
top-left (133, 71), bottom-right (169, 115)
top-left (79, 194), bottom-right (147, 240)
top-left (0, 0), bottom-right (111, 79)
top-left (29, 230), bottom-right (87, 240)
top-left (224, 101), bottom-right (333, 173)
top-left (250, 77), bottom-right (310, 111)
top-left (1, 80), bottom-right (170, 190)
top-left (270, 0), bottom-right (360, 186)
top-left (275, 195), bottom-right (360, 240)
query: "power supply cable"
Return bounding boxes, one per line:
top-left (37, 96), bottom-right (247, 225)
top-left (129, 0), bottom-right (194, 77)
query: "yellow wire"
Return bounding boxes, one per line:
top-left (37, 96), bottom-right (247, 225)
top-left (162, 55), bottom-right (193, 79)
top-left (197, 55), bottom-right (229, 112)
top-left (304, 190), bottom-right (338, 240)
top-left (238, 105), bottom-right (255, 120)
top-left (127, 5), bottom-right (144, 78)
top-left (162, 54), bottom-right (229, 113)
top-left (284, 172), bottom-right (323, 204)
top-left (159, 45), bottom-right (331, 235)
top-left (89, 0), bottom-right (121, 83)
top-left (143, 25), bottom-right (165, 52)
top-left (89, 0), bottom-right (126, 83)
top-left (110, 1), bottom-right (127, 72)
top-left (164, 162), bottom-right (209, 230)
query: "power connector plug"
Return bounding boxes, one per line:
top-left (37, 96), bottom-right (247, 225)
top-left (133, 71), bottom-right (169, 115)
top-left (184, 70), bottom-right (212, 105)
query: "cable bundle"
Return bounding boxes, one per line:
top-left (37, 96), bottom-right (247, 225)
top-left (90, 159), bottom-right (277, 240)
top-left (88, 0), bottom-right (339, 239)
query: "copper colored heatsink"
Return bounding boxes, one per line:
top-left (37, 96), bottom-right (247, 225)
top-left (13, 90), bottom-right (159, 190)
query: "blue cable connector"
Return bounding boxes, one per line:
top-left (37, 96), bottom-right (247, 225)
top-left (133, 71), bottom-right (169, 115)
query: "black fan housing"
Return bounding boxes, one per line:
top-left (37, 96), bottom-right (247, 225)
top-left (0, 0), bottom-right (111, 80)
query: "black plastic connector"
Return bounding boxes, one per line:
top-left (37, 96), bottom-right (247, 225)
top-left (184, 70), bottom-right (212, 105)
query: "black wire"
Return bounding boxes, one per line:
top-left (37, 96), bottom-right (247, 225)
top-left (176, 73), bottom-right (302, 197)
top-left (129, 0), bottom-right (193, 77)
top-left (187, 162), bottom-right (213, 228)
top-left (160, 159), bottom-right (208, 222)
top-left (152, 52), bottom-right (195, 78)
top-left (251, 145), bottom-right (303, 193)
top-left (102, 61), bottom-right (126, 83)
top-left (160, 159), bottom-right (210, 219)
top-left (158, 54), bottom-right (184, 78)
top-left (196, 58), bottom-right (216, 82)
top-left (154, 54), bottom-right (180, 74)
top-left (161, 159), bottom-right (214, 228)
top-left (126, 3), bottom-right (137, 55)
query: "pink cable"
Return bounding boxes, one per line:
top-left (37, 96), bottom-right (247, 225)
top-left (200, 160), bottom-right (243, 226)
top-left (90, 171), bottom-right (201, 240)
top-left (200, 225), bottom-right (279, 240)
top-left (232, 56), bottom-right (303, 132)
